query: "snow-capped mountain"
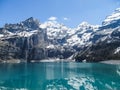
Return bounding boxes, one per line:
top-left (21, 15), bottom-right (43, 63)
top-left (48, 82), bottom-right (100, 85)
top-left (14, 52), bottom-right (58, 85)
top-left (40, 20), bottom-right (99, 48)
top-left (0, 17), bottom-right (41, 39)
top-left (76, 8), bottom-right (120, 62)
top-left (0, 16), bottom-right (100, 49)
top-left (0, 7), bottom-right (120, 62)
top-left (95, 8), bottom-right (120, 44)
top-left (66, 22), bottom-right (99, 47)
top-left (0, 17), bottom-right (99, 61)
top-left (103, 8), bottom-right (120, 26)
top-left (40, 20), bottom-right (70, 40)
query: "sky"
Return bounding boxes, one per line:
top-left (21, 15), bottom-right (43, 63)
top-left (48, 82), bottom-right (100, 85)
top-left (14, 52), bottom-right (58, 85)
top-left (0, 0), bottom-right (120, 27)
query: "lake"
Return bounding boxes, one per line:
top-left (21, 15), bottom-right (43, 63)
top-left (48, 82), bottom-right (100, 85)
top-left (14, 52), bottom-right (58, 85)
top-left (0, 62), bottom-right (120, 90)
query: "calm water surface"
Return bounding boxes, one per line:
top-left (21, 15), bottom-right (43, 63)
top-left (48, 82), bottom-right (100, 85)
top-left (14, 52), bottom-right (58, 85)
top-left (0, 62), bottom-right (120, 90)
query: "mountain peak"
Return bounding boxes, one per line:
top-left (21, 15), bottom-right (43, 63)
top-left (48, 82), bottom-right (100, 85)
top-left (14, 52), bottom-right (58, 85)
top-left (25, 17), bottom-right (36, 22)
top-left (79, 21), bottom-right (90, 26)
top-left (102, 7), bottom-right (120, 26)
top-left (22, 17), bottom-right (40, 29)
top-left (23, 17), bottom-right (39, 24)
top-left (115, 8), bottom-right (120, 12)
top-left (77, 21), bottom-right (94, 29)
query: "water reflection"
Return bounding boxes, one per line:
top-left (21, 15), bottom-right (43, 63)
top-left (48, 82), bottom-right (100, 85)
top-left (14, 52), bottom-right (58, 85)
top-left (0, 63), bottom-right (120, 90)
top-left (46, 63), bottom-right (55, 80)
top-left (117, 65), bottom-right (120, 76)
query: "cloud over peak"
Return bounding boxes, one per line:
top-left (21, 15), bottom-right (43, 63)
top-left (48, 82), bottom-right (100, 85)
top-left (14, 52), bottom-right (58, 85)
top-left (48, 16), bottom-right (57, 21)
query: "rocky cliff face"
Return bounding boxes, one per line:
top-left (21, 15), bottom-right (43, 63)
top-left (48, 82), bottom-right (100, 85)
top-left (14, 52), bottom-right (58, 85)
top-left (0, 17), bottom-right (49, 62)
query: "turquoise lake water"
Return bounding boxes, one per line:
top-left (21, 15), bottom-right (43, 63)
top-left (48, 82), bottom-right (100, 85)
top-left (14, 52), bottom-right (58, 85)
top-left (0, 62), bottom-right (120, 90)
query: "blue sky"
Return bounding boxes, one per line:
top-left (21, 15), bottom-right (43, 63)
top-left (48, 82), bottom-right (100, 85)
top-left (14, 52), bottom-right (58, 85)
top-left (0, 0), bottom-right (120, 27)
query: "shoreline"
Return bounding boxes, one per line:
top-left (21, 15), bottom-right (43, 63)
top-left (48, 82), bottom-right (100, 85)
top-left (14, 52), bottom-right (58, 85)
top-left (100, 60), bottom-right (120, 65)
top-left (1, 59), bottom-right (120, 65)
top-left (0, 58), bottom-right (75, 63)
top-left (31, 58), bottom-right (75, 63)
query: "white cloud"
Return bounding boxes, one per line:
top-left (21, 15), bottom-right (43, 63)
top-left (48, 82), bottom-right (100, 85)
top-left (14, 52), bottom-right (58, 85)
top-left (63, 17), bottom-right (68, 20)
top-left (48, 16), bottom-right (57, 21)
top-left (63, 17), bottom-right (70, 21)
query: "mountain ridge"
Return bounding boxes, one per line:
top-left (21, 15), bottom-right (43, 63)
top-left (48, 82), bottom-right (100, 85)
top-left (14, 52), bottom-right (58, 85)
top-left (0, 8), bottom-right (120, 62)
